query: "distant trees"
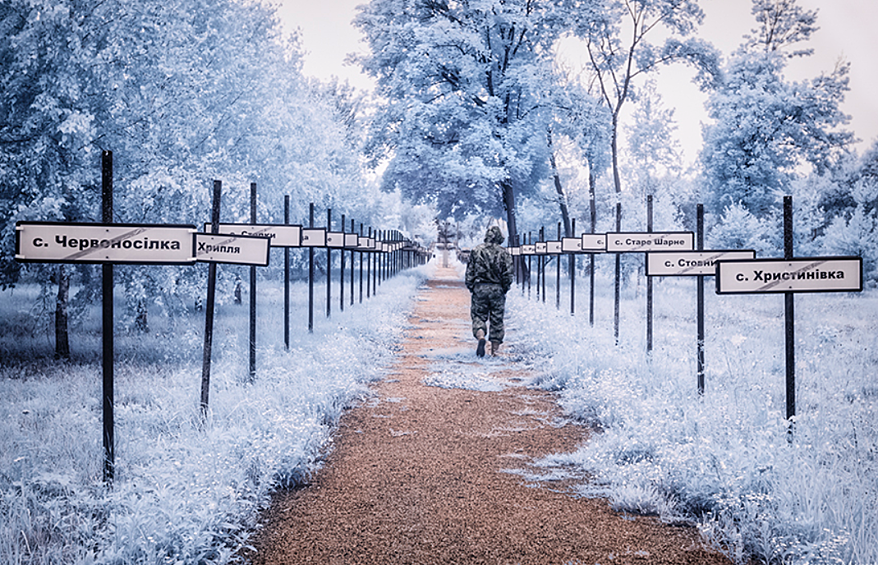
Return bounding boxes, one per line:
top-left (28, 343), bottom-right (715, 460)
top-left (0, 0), bottom-right (377, 353)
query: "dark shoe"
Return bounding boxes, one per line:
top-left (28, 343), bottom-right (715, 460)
top-left (476, 338), bottom-right (486, 357)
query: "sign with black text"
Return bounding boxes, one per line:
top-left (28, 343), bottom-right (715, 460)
top-left (607, 232), bottom-right (694, 253)
top-left (204, 223), bottom-right (302, 247)
top-left (195, 233), bottom-right (270, 266)
top-left (716, 257), bottom-right (863, 294)
top-left (521, 244), bottom-right (536, 255)
top-left (647, 250), bottom-right (756, 277)
top-left (581, 234), bottom-right (607, 252)
top-left (326, 232), bottom-right (345, 248)
top-left (301, 228), bottom-right (327, 247)
top-left (562, 238), bottom-right (583, 252)
top-left (16, 222), bottom-right (196, 264)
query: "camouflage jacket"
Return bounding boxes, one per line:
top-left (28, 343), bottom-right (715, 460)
top-left (465, 242), bottom-right (514, 293)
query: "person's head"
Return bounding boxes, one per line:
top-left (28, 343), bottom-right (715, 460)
top-left (484, 226), bottom-right (505, 245)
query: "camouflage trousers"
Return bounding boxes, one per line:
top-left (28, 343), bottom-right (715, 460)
top-left (470, 283), bottom-right (507, 344)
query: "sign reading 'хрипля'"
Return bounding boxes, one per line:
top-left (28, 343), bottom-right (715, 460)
top-left (15, 222), bottom-right (196, 264)
top-left (716, 257), bottom-right (863, 294)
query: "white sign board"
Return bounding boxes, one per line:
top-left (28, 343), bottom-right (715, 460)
top-left (581, 234), bottom-right (607, 252)
top-left (195, 233), bottom-right (270, 266)
top-left (509, 246), bottom-right (521, 256)
top-left (344, 233), bottom-right (360, 248)
top-left (16, 222), bottom-right (195, 264)
top-left (607, 232), bottom-right (694, 253)
top-left (301, 228), bottom-right (326, 247)
top-left (546, 241), bottom-right (562, 254)
top-left (535, 242), bottom-right (547, 255)
top-left (204, 223), bottom-right (301, 247)
top-left (562, 238), bottom-right (582, 253)
top-left (521, 244), bottom-right (536, 255)
top-left (716, 257), bottom-right (863, 294)
top-left (326, 232), bottom-right (345, 248)
top-left (647, 250), bottom-right (756, 277)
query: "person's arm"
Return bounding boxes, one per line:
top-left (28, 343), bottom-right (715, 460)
top-left (465, 250), bottom-right (476, 291)
top-left (501, 250), bottom-right (514, 293)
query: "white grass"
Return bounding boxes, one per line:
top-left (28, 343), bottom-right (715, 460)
top-left (508, 266), bottom-right (878, 565)
top-left (0, 263), bottom-right (431, 564)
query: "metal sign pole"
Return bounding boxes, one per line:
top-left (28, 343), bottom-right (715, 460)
top-left (646, 195), bottom-right (653, 353)
top-left (697, 204), bottom-right (705, 395)
top-left (249, 183), bottom-right (257, 382)
top-left (308, 203), bottom-right (314, 333)
top-left (614, 202), bottom-right (622, 345)
top-left (201, 181), bottom-right (222, 422)
top-left (570, 219), bottom-right (576, 315)
top-left (359, 223), bottom-right (364, 304)
top-left (340, 214), bottom-right (345, 312)
top-left (284, 195), bottom-right (290, 350)
top-left (556, 222), bottom-right (561, 310)
top-left (784, 196), bottom-right (796, 427)
top-left (351, 220), bottom-right (357, 306)
top-left (327, 208), bottom-right (332, 318)
top-left (367, 227), bottom-right (372, 299)
top-left (101, 151), bottom-right (115, 484)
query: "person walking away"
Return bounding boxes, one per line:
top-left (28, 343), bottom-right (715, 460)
top-left (465, 226), bottom-right (514, 357)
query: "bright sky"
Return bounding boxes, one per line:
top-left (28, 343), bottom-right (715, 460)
top-left (274, 0), bottom-right (878, 165)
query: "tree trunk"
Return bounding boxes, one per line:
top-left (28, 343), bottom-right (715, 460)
top-left (135, 298), bottom-right (149, 333)
top-left (501, 178), bottom-right (517, 245)
top-left (547, 129), bottom-right (572, 237)
top-left (55, 265), bottom-right (70, 360)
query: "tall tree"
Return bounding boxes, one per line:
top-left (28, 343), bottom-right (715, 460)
top-left (353, 0), bottom-right (585, 241)
top-left (701, 0), bottom-right (853, 217)
top-left (574, 0), bottom-right (718, 202)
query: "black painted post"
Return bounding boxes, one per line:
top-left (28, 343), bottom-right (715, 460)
top-left (527, 232), bottom-right (532, 299)
top-left (590, 184), bottom-right (597, 328)
top-left (539, 227), bottom-right (545, 303)
top-left (327, 209), bottom-right (332, 318)
top-left (308, 203), bottom-right (314, 333)
top-left (249, 183), bottom-right (256, 382)
top-left (784, 196), bottom-right (795, 426)
top-left (201, 181), bottom-right (222, 423)
top-left (697, 204), bottom-right (705, 396)
top-left (647, 195), bottom-right (653, 354)
top-left (373, 230), bottom-right (379, 294)
top-left (340, 214), bottom-right (345, 312)
top-left (366, 227), bottom-right (372, 299)
top-left (101, 151), bottom-right (114, 484)
top-left (359, 223), bottom-right (364, 304)
top-left (351, 220), bottom-right (357, 306)
top-left (284, 195), bottom-right (290, 350)
top-left (614, 202), bottom-right (622, 345)
top-left (556, 222), bottom-right (561, 310)
top-left (570, 219), bottom-right (576, 315)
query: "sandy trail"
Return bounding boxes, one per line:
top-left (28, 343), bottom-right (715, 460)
top-left (246, 266), bottom-right (730, 564)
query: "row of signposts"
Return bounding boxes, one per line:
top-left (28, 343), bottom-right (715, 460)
top-left (13, 151), bottom-right (428, 483)
top-left (511, 197), bottom-right (863, 435)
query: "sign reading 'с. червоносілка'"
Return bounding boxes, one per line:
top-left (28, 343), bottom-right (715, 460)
top-left (15, 222), bottom-right (196, 264)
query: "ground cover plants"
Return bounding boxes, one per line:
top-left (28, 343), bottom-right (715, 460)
top-left (508, 265), bottom-right (877, 565)
top-left (0, 263), bottom-right (431, 564)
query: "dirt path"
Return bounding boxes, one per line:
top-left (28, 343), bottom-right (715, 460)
top-left (246, 267), bottom-right (730, 565)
